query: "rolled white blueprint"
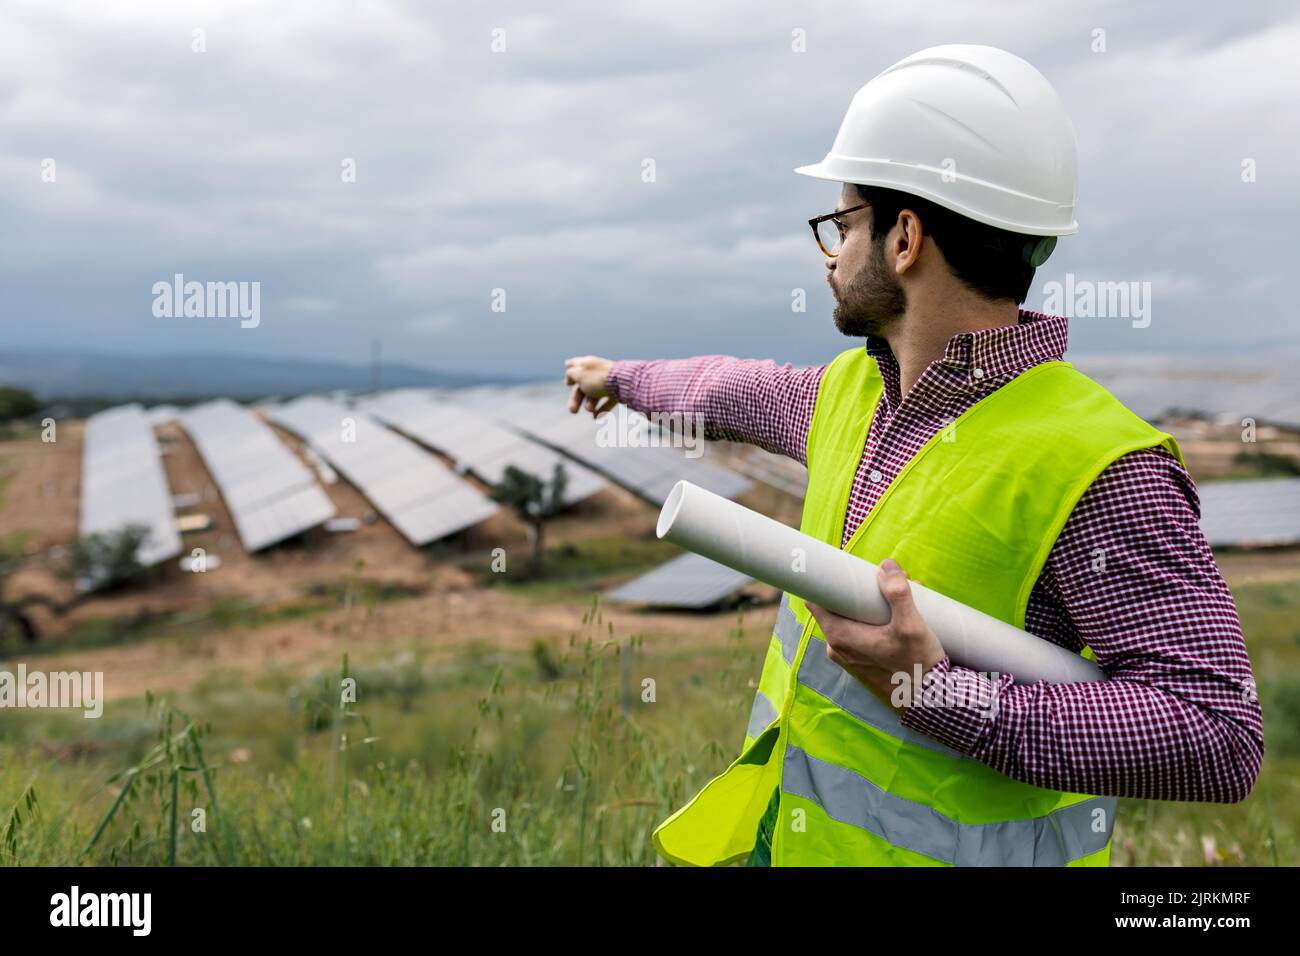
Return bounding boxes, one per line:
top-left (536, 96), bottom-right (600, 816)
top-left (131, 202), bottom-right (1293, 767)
top-left (656, 480), bottom-right (1105, 685)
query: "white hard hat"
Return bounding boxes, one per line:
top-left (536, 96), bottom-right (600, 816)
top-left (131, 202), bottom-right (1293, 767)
top-left (795, 45), bottom-right (1079, 238)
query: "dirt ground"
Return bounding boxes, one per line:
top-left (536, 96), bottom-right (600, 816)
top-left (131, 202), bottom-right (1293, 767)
top-left (12, 576), bottom-right (769, 703)
top-left (1164, 416), bottom-right (1300, 479)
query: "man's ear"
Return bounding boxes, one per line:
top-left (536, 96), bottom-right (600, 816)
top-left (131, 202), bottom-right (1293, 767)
top-left (894, 210), bottom-right (924, 275)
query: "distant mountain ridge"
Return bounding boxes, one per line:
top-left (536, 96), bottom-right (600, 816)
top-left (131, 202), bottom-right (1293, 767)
top-left (0, 350), bottom-right (526, 399)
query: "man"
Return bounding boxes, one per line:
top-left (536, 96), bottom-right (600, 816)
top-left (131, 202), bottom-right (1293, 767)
top-left (563, 45), bottom-right (1262, 867)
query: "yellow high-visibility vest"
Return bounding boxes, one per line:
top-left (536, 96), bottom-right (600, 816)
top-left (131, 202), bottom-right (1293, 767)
top-left (653, 348), bottom-right (1183, 866)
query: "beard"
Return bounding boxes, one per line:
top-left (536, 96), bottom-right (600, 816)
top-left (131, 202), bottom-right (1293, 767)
top-left (831, 236), bottom-right (906, 338)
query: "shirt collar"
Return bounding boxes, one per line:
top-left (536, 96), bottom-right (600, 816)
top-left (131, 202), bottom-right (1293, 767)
top-left (864, 308), bottom-right (1070, 387)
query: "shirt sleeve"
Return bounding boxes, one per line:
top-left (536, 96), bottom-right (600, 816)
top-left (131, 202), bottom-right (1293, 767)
top-left (898, 446), bottom-right (1264, 803)
top-left (605, 356), bottom-right (825, 466)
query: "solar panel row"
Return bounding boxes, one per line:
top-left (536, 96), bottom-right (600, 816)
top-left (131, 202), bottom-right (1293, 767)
top-left (453, 382), bottom-right (753, 504)
top-left (361, 389), bottom-right (608, 506)
top-left (268, 396), bottom-right (499, 546)
top-left (179, 399), bottom-right (336, 552)
top-left (1076, 355), bottom-right (1300, 431)
top-left (606, 552), bottom-right (755, 608)
top-left (79, 404), bottom-right (183, 582)
top-left (1198, 477), bottom-right (1300, 548)
top-left (725, 445), bottom-right (809, 498)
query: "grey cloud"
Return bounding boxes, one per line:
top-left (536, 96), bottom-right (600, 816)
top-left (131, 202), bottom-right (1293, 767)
top-left (1, 0), bottom-right (1297, 377)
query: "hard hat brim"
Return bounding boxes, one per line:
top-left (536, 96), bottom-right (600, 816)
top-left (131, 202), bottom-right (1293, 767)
top-left (794, 159), bottom-right (1078, 236)
top-left (793, 161), bottom-right (841, 182)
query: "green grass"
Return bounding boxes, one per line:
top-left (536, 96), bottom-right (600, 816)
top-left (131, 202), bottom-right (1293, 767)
top-left (0, 531), bottom-right (28, 562)
top-left (37, 577), bottom-right (423, 657)
top-left (467, 533), bottom-right (682, 603)
top-left (1229, 450), bottom-right (1300, 478)
top-left (0, 451), bottom-right (14, 505)
top-left (43, 599), bottom-right (327, 656)
top-left (1, 568), bottom-right (1296, 866)
top-left (0, 599), bottom-right (764, 865)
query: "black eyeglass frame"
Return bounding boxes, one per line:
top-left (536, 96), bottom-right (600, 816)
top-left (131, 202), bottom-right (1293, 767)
top-left (807, 201), bottom-right (872, 258)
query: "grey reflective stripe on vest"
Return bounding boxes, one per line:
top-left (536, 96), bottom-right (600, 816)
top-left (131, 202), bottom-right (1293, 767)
top-left (782, 744), bottom-right (1115, 866)
top-left (745, 690), bottom-right (779, 740)
top-left (774, 593), bottom-right (802, 665)
top-left (797, 635), bottom-right (971, 761)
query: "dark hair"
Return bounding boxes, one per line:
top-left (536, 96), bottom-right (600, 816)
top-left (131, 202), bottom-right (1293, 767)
top-left (854, 184), bottom-right (1041, 304)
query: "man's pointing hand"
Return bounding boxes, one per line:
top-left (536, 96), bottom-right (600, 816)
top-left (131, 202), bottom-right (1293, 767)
top-left (564, 355), bottom-right (618, 418)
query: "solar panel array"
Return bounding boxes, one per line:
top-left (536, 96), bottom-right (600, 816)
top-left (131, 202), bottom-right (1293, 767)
top-left (179, 399), bottom-right (337, 552)
top-left (1198, 478), bottom-right (1300, 548)
top-left (725, 445), bottom-right (809, 498)
top-left (79, 404), bottom-right (183, 579)
top-left (361, 389), bottom-right (608, 506)
top-left (452, 382), bottom-right (753, 505)
top-left (268, 396), bottom-right (499, 545)
top-left (606, 552), bottom-right (755, 608)
top-left (1075, 354), bottom-right (1300, 430)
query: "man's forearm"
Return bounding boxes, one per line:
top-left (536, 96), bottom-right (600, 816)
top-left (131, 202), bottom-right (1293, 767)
top-left (606, 356), bottom-right (824, 465)
top-left (899, 658), bottom-right (1262, 802)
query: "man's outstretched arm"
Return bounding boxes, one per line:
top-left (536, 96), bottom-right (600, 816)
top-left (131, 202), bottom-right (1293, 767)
top-left (565, 354), bottom-right (826, 466)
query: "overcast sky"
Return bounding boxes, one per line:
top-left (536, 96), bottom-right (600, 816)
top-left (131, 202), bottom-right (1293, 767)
top-left (3, 0), bottom-right (1297, 379)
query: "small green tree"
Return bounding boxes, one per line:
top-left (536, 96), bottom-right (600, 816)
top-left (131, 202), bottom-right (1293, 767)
top-left (0, 386), bottom-right (39, 425)
top-left (0, 538), bottom-right (39, 650)
top-left (0, 535), bottom-right (70, 650)
top-left (489, 462), bottom-right (569, 575)
top-left (64, 524), bottom-right (151, 591)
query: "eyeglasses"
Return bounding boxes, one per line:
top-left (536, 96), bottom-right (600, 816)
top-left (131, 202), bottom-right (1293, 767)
top-left (808, 201), bottom-right (871, 258)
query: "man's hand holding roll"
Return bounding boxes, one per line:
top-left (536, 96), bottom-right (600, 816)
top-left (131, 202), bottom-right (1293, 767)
top-left (806, 558), bottom-right (946, 710)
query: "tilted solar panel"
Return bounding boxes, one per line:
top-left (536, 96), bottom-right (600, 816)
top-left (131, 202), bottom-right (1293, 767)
top-left (361, 390), bottom-right (607, 506)
top-left (268, 396), bottom-right (499, 546)
top-left (79, 404), bottom-right (183, 583)
top-left (1198, 477), bottom-right (1300, 548)
top-left (179, 399), bottom-right (336, 552)
top-left (452, 382), bottom-right (754, 504)
top-left (606, 552), bottom-right (754, 609)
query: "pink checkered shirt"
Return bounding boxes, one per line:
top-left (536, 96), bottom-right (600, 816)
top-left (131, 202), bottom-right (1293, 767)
top-left (606, 310), bottom-right (1263, 803)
